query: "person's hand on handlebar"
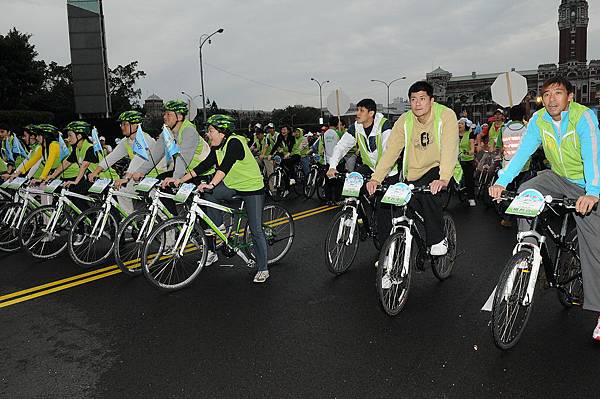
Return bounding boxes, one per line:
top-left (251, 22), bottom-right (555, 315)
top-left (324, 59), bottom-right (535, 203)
top-left (196, 182), bottom-right (215, 193)
top-left (429, 179), bottom-right (449, 195)
top-left (488, 184), bottom-right (505, 201)
top-left (366, 179), bottom-right (379, 196)
top-left (161, 177), bottom-right (181, 189)
top-left (326, 168), bottom-right (338, 179)
top-left (575, 195), bottom-right (599, 215)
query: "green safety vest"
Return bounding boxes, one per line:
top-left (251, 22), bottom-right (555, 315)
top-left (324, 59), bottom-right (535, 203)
top-left (488, 123), bottom-right (503, 147)
top-left (316, 138), bottom-right (325, 165)
top-left (176, 119), bottom-right (213, 175)
top-left (47, 143), bottom-right (79, 179)
top-left (535, 101), bottom-right (588, 180)
top-left (216, 135), bottom-right (264, 192)
top-left (403, 102), bottom-right (450, 180)
top-left (355, 116), bottom-right (397, 173)
top-left (291, 134), bottom-right (310, 157)
top-left (75, 140), bottom-right (119, 179)
top-left (459, 130), bottom-right (474, 161)
top-left (265, 132), bottom-right (279, 154)
top-left (252, 134), bottom-right (266, 155)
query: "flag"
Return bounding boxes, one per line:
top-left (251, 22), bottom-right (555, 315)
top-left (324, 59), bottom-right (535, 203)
top-left (132, 124), bottom-right (149, 161)
top-left (161, 125), bottom-right (180, 165)
top-left (475, 123), bottom-right (482, 135)
top-left (58, 134), bottom-right (70, 161)
top-left (3, 138), bottom-right (14, 163)
top-left (12, 135), bottom-right (28, 158)
top-left (91, 127), bottom-right (102, 153)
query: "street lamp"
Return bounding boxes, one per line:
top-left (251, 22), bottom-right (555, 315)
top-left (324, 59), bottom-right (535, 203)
top-left (181, 91), bottom-right (202, 120)
top-left (370, 77), bottom-right (406, 119)
top-left (199, 28), bottom-right (224, 124)
top-left (310, 77), bottom-right (330, 124)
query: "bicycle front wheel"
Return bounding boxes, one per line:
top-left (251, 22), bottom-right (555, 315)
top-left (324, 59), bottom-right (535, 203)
top-left (491, 250), bottom-right (536, 350)
top-left (0, 203), bottom-right (26, 252)
top-left (377, 230), bottom-right (412, 316)
top-left (304, 168), bottom-right (317, 199)
top-left (20, 205), bottom-right (73, 259)
top-left (69, 207), bottom-right (118, 268)
top-left (243, 204), bottom-right (294, 265)
top-left (115, 210), bottom-right (160, 276)
top-left (324, 209), bottom-right (359, 275)
top-left (431, 213), bottom-right (457, 280)
top-left (141, 218), bottom-right (208, 291)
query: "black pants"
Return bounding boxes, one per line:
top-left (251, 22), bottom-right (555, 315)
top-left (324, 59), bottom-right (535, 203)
top-left (324, 163), bottom-right (344, 202)
top-left (406, 167), bottom-right (444, 246)
top-left (66, 178), bottom-right (92, 214)
top-left (460, 160), bottom-right (475, 200)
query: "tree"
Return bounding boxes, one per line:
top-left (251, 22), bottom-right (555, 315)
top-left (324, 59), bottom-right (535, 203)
top-left (271, 105), bottom-right (320, 127)
top-left (37, 61), bottom-right (75, 124)
top-left (109, 61), bottom-right (146, 112)
top-left (0, 28), bottom-right (47, 110)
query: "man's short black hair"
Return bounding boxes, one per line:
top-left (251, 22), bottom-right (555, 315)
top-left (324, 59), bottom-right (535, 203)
top-left (356, 98), bottom-right (377, 113)
top-left (408, 81), bottom-right (434, 98)
top-left (541, 76), bottom-right (574, 94)
top-left (328, 116), bottom-right (339, 127)
top-left (509, 105), bottom-right (525, 121)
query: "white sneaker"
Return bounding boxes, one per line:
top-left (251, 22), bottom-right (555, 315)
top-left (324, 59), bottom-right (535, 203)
top-left (289, 178), bottom-right (296, 185)
top-left (430, 238), bottom-right (448, 256)
top-left (253, 270), bottom-right (270, 283)
top-left (204, 250), bottom-right (218, 267)
top-left (593, 316), bottom-right (600, 341)
top-left (468, 199), bottom-right (476, 207)
top-left (381, 272), bottom-right (392, 289)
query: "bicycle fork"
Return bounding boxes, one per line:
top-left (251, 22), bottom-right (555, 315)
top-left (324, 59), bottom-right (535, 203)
top-left (337, 203), bottom-right (358, 245)
top-left (504, 233), bottom-right (545, 306)
top-left (386, 217), bottom-right (414, 278)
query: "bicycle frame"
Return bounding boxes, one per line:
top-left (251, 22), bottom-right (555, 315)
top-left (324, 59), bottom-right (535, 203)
top-left (388, 205), bottom-right (427, 278)
top-left (81, 186), bottom-right (142, 240)
top-left (43, 187), bottom-right (94, 235)
top-left (2, 186), bottom-right (44, 232)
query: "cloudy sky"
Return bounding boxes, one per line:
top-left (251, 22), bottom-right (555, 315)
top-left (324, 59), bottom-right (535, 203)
top-left (2, 0), bottom-right (600, 111)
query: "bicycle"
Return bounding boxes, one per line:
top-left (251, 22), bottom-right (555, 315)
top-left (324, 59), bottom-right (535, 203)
top-left (114, 177), bottom-right (176, 276)
top-left (304, 154), bottom-right (327, 200)
top-left (19, 179), bottom-right (95, 259)
top-left (323, 172), bottom-right (382, 275)
top-left (490, 190), bottom-right (585, 350)
top-left (140, 184), bottom-right (295, 291)
top-left (67, 179), bottom-right (142, 268)
top-left (376, 183), bottom-right (457, 316)
top-left (0, 178), bottom-right (44, 252)
top-left (475, 151), bottom-right (501, 207)
top-left (267, 155), bottom-right (304, 201)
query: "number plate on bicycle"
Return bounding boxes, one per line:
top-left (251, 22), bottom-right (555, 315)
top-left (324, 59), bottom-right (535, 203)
top-left (6, 177), bottom-right (26, 190)
top-left (506, 189), bottom-right (546, 217)
top-left (381, 182), bottom-right (412, 206)
top-left (88, 178), bottom-right (111, 194)
top-left (135, 177), bottom-right (159, 192)
top-left (341, 172), bottom-right (363, 197)
top-left (44, 179), bottom-right (63, 194)
top-left (173, 183), bottom-right (196, 203)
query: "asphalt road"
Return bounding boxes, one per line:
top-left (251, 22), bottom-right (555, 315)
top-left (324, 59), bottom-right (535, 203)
top-left (1, 194), bottom-right (599, 398)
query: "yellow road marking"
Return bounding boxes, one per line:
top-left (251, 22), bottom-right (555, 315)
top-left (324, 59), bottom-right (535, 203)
top-left (0, 204), bottom-right (338, 308)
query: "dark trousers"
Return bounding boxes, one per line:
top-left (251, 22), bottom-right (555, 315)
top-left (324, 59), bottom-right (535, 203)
top-left (406, 167), bottom-right (444, 246)
top-left (324, 163), bottom-right (344, 202)
top-left (460, 160), bottom-right (475, 200)
top-left (67, 178), bottom-right (92, 213)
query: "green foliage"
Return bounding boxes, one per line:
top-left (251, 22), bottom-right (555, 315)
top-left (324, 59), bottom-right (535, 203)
top-left (0, 110), bottom-right (55, 128)
top-left (109, 61), bottom-right (147, 111)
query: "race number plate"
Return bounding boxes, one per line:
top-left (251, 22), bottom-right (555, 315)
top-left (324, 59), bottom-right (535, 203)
top-left (381, 182), bottom-right (413, 206)
top-left (88, 178), bottom-right (111, 194)
top-left (44, 179), bottom-right (63, 194)
top-left (505, 189), bottom-right (546, 217)
top-left (7, 177), bottom-right (27, 190)
top-left (135, 177), bottom-right (159, 192)
top-left (173, 183), bottom-right (196, 203)
top-left (341, 172), bottom-right (363, 197)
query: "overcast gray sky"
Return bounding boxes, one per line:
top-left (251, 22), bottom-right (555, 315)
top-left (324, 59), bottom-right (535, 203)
top-left (2, 0), bottom-right (600, 111)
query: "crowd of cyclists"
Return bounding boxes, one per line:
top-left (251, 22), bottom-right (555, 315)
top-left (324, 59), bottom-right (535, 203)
top-left (0, 75), bottom-right (599, 347)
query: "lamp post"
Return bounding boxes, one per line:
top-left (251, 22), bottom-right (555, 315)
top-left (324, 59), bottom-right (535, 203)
top-left (199, 28), bottom-right (224, 124)
top-left (370, 77), bottom-right (406, 119)
top-left (310, 77), bottom-right (330, 124)
top-left (181, 91), bottom-right (202, 120)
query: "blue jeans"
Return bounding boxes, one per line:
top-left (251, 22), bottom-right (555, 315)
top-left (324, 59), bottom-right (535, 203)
top-left (204, 184), bottom-right (268, 272)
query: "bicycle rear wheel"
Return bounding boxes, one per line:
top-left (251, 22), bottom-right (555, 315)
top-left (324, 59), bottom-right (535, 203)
top-left (491, 250), bottom-right (536, 350)
top-left (0, 203), bottom-right (26, 252)
top-left (243, 204), bottom-right (294, 265)
top-left (20, 205), bottom-right (73, 259)
top-left (304, 168), bottom-right (318, 199)
top-left (377, 230), bottom-right (412, 316)
top-left (141, 218), bottom-right (208, 291)
top-left (69, 207), bottom-right (117, 268)
top-left (316, 174), bottom-right (326, 201)
top-left (267, 171), bottom-right (287, 201)
top-left (324, 209), bottom-right (359, 275)
top-left (115, 210), bottom-right (160, 276)
top-left (556, 228), bottom-right (584, 308)
top-left (431, 213), bottom-right (457, 280)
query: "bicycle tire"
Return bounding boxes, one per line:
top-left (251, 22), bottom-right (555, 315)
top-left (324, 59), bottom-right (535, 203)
top-left (324, 209), bottom-right (359, 275)
top-left (20, 205), bottom-right (74, 259)
top-left (304, 168), bottom-right (318, 199)
top-left (376, 230), bottom-right (412, 316)
top-left (68, 206), bottom-right (118, 268)
top-left (491, 250), bottom-right (536, 350)
top-left (431, 213), bottom-right (457, 280)
top-left (243, 204), bottom-right (295, 266)
top-left (0, 202), bottom-right (27, 252)
top-left (556, 228), bottom-right (584, 308)
top-left (141, 217), bottom-right (208, 291)
top-left (115, 209), bottom-right (156, 276)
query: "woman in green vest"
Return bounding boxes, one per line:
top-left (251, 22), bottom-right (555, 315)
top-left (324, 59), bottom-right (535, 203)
top-left (162, 114), bottom-right (269, 283)
top-left (458, 118), bottom-right (476, 206)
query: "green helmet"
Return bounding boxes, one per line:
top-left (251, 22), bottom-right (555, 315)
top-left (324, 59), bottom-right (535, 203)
top-left (164, 100), bottom-right (188, 116)
top-left (118, 110), bottom-right (143, 124)
top-left (35, 124), bottom-right (61, 140)
top-left (65, 121), bottom-right (92, 136)
top-left (207, 114), bottom-right (236, 133)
